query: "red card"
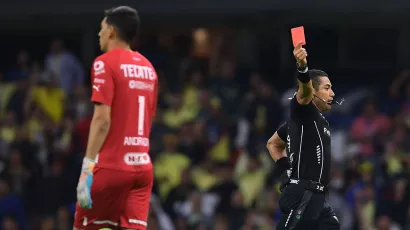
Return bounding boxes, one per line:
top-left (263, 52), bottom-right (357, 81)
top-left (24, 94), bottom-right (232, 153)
top-left (291, 26), bottom-right (306, 47)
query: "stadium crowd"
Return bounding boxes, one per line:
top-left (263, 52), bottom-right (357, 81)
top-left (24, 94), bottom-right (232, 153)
top-left (1, 35), bottom-right (410, 230)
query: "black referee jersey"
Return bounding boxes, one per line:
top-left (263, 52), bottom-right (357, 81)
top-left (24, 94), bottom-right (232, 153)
top-left (280, 96), bottom-right (332, 185)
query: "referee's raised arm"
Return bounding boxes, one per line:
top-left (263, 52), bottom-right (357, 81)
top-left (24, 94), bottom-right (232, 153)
top-left (293, 42), bottom-right (313, 105)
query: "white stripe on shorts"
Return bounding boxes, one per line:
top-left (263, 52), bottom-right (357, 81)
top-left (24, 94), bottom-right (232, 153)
top-left (92, 220), bottom-right (119, 226)
top-left (129, 219), bottom-right (148, 226)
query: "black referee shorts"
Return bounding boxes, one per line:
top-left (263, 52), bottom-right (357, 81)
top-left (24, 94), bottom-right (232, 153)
top-left (276, 182), bottom-right (340, 230)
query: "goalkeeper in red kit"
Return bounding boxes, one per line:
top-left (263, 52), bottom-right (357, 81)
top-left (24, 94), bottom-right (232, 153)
top-left (74, 6), bottom-right (158, 230)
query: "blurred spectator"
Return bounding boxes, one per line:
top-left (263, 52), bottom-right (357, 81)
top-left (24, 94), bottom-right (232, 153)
top-left (208, 164), bottom-right (238, 214)
top-left (70, 86), bottom-right (91, 121)
top-left (0, 113), bottom-right (17, 149)
top-left (350, 100), bottom-right (391, 157)
top-left (376, 215), bottom-right (401, 230)
top-left (382, 142), bottom-right (404, 177)
top-left (5, 50), bottom-right (30, 82)
top-left (5, 148), bottom-right (30, 196)
top-left (1, 215), bottom-right (20, 230)
top-left (0, 178), bottom-right (24, 228)
top-left (228, 190), bottom-right (247, 229)
top-left (154, 134), bottom-right (191, 200)
top-left (356, 184), bottom-right (376, 230)
top-left (234, 152), bottom-right (271, 207)
top-left (6, 81), bottom-right (30, 124)
top-left (150, 194), bottom-right (174, 230)
top-left (244, 82), bottom-right (282, 146)
top-left (390, 179), bottom-right (409, 227)
top-left (180, 191), bottom-right (209, 229)
top-left (36, 158), bottom-right (76, 215)
top-left (29, 75), bottom-right (65, 124)
top-left (211, 60), bottom-right (241, 119)
top-left (29, 62), bottom-right (50, 85)
top-left (178, 121), bottom-right (207, 164)
top-left (56, 207), bottom-right (71, 230)
top-left (163, 168), bottom-right (197, 220)
top-left (45, 39), bottom-right (84, 95)
top-left (182, 70), bottom-right (206, 116)
top-left (39, 216), bottom-right (56, 230)
top-left (74, 112), bottom-right (92, 153)
top-left (163, 93), bottom-right (195, 129)
top-left (191, 157), bottom-right (219, 192)
top-left (214, 215), bottom-right (229, 230)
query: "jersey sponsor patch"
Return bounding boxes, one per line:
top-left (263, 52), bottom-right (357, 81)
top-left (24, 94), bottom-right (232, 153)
top-left (124, 153), bottom-right (151, 165)
top-left (120, 64), bottom-right (156, 80)
top-left (94, 78), bottom-right (105, 84)
top-left (93, 60), bottom-right (105, 76)
top-left (129, 80), bottom-right (154, 91)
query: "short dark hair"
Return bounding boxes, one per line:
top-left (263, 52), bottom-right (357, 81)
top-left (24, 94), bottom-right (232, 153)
top-left (104, 6), bottom-right (140, 44)
top-left (308, 69), bottom-right (328, 90)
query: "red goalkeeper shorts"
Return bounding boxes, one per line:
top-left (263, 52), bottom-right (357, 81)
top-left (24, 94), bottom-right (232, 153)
top-left (74, 166), bottom-right (153, 230)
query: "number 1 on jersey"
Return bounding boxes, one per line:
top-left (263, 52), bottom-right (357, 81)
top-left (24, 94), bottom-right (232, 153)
top-left (138, 96), bottom-right (145, 135)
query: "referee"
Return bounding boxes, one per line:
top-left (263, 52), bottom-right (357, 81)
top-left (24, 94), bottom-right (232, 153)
top-left (266, 42), bottom-right (339, 230)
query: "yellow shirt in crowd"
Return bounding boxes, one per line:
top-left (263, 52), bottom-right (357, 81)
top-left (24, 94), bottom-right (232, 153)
top-left (0, 127), bottom-right (16, 143)
top-left (191, 166), bottom-right (219, 191)
top-left (154, 152), bottom-right (191, 200)
top-left (162, 109), bottom-right (196, 129)
top-left (234, 152), bottom-right (272, 207)
top-left (32, 86), bottom-right (64, 124)
top-left (0, 83), bottom-right (17, 117)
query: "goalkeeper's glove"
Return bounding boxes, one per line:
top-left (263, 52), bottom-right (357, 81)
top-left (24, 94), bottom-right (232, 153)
top-left (76, 157), bottom-right (95, 209)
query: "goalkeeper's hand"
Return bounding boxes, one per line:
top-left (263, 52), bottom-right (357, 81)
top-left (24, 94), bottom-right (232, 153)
top-left (76, 157), bottom-right (95, 209)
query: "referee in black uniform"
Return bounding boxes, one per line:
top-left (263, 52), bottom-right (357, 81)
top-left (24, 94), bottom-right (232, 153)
top-left (266, 42), bottom-right (340, 230)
